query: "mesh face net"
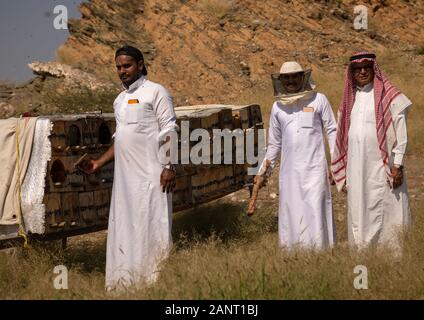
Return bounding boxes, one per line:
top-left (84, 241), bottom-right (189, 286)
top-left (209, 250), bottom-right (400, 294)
top-left (271, 70), bottom-right (313, 97)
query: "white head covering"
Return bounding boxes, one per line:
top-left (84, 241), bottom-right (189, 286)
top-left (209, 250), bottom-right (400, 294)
top-left (272, 61), bottom-right (316, 105)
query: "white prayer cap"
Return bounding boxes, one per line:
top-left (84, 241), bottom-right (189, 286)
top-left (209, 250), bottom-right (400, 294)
top-left (279, 61), bottom-right (305, 74)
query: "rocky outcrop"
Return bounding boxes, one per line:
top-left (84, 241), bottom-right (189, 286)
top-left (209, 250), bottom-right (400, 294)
top-left (28, 61), bottom-right (114, 91)
top-left (54, 0), bottom-right (424, 104)
top-left (0, 82), bottom-right (16, 118)
top-left (3, 0), bottom-right (424, 113)
top-left (0, 83), bottom-right (14, 101)
top-left (0, 102), bottom-right (16, 118)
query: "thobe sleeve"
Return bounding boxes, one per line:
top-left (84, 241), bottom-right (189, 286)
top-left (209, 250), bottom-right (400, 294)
top-left (320, 95), bottom-right (337, 157)
top-left (392, 109), bottom-right (408, 166)
top-left (153, 85), bottom-right (179, 141)
top-left (112, 93), bottom-right (123, 140)
top-left (390, 93), bottom-right (412, 167)
top-left (259, 104), bottom-right (282, 175)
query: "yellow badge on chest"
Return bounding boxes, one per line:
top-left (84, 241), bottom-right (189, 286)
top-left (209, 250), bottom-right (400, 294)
top-left (303, 106), bottom-right (314, 112)
top-left (128, 99), bottom-right (140, 104)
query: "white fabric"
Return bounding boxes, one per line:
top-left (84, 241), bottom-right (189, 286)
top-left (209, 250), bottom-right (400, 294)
top-left (0, 117), bottom-right (37, 225)
top-left (346, 86), bottom-right (412, 248)
top-left (262, 92), bottom-right (337, 250)
top-left (106, 76), bottom-right (178, 291)
top-left (21, 118), bottom-right (53, 234)
top-left (278, 90), bottom-right (316, 105)
top-left (390, 94), bottom-right (411, 166)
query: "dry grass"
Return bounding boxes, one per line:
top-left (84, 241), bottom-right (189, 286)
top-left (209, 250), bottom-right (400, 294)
top-left (1, 197), bottom-right (424, 299)
top-left (1, 51), bottom-right (424, 299)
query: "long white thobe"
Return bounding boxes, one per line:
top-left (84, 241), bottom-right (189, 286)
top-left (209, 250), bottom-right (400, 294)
top-left (106, 76), bottom-right (178, 291)
top-left (264, 93), bottom-right (337, 250)
top-left (346, 83), bottom-right (411, 248)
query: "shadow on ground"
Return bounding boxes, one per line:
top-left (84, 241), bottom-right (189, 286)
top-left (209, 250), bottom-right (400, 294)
top-left (172, 200), bottom-right (278, 249)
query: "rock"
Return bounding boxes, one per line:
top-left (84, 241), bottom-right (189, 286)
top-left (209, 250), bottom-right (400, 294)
top-left (251, 19), bottom-right (262, 31)
top-left (270, 192), bottom-right (277, 199)
top-left (272, 23), bottom-right (281, 30)
top-left (373, 4), bottom-right (381, 13)
top-left (240, 61), bottom-right (251, 77)
top-left (0, 102), bottom-right (16, 118)
top-left (248, 44), bottom-right (263, 53)
top-left (331, 8), bottom-right (349, 20)
top-left (320, 53), bottom-right (330, 61)
top-left (28, 61), bottom-right (114, 91)
top-left (367, 30), bottom-right (377, 39)
top-left (308, 11), bottom-right (323, 20)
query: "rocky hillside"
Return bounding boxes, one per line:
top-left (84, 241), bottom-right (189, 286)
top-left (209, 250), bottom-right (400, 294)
top-left (2, 0), bottom-right (424, 115)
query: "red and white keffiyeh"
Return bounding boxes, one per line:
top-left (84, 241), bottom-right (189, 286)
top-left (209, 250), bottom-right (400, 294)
top-left (331, 52), bottom-right (402, 190)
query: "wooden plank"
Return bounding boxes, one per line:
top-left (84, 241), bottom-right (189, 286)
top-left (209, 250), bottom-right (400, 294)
top-left (31, 106), bottom-right (263, 240)
top-left (94, 189), bottom-right (110, 221)
top-left (50, 120), bottom-right (66, 154)
top-left (44, 193), bottom-right (65, 232)
top-left (79, 192), bottom-right (97, 224)
top-left (61, 192), bottom-right (81, 228)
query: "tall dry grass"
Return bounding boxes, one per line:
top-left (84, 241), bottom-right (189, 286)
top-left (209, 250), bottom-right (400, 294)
top-left (1, 51), bottom-right (423, 299)
top-left (1, 198), bottom-right (423, 299)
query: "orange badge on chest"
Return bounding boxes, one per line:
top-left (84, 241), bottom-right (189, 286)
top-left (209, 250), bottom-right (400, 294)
top-left (303, 106), bottom-right (314, 112)
top-left (128, 99), bottom-right (140, 104)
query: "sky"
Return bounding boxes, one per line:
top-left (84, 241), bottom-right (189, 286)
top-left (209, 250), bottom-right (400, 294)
top-left (0, 0), bottom-right (85, 84)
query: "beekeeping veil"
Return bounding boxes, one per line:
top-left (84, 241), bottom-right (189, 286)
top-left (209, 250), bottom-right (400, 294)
top-left (271, 61), bottom-right (316, 104)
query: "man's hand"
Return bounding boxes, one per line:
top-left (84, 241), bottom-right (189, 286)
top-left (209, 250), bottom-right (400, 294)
top-left (78, 144), bottom-right (114, 175)
top-left (160, 168), bottom-right (176, 193)
top-left (253, 174), bottom-right (268, 189)
top-left (253, 159), bottom-right (271, 189)
top-left (79, 159), bottom-right (101, 175)
top-left (391, 166), bottom-right (404, 189)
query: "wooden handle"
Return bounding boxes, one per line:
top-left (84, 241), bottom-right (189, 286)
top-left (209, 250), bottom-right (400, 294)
top-left (247, 176), bottom-right (264, 216)
top-left (73, 153), bottom-right (88, 169)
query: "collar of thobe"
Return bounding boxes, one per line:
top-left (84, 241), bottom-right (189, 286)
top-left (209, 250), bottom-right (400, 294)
top-left (356, 82), bottom-right (373, 92)
top-left (123, 76), bottom-right (146, 92)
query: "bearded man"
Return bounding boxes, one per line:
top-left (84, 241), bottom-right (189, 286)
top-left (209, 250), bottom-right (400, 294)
top-left (82, 45), bottom-right (178, 290)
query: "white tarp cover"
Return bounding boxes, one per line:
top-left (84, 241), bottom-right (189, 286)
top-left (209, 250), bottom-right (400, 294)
top-left (0, 117), bottom-right (52, 239)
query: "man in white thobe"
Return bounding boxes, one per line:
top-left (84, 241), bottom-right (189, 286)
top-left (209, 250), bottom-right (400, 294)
top-left (82, 46), bottom-right (178, 290)
top-left (332, 51), bottom-right (411, 249)
top-left (254, 61), bottom-right (337, 250)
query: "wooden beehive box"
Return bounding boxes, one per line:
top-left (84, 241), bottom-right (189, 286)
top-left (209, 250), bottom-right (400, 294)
top-left (0, 104), bottom-right (263, 242)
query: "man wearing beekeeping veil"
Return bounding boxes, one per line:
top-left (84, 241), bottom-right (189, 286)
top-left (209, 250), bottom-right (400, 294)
top-left (82, 45), bottom-right (179, 291)
top-left (253, 61), bottom-right (337, 250)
